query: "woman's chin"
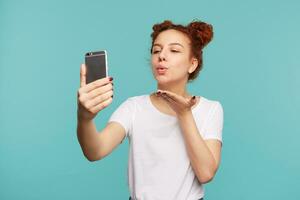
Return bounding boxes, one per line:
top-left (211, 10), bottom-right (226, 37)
top-left (155, 77), bottom-right (173, 85)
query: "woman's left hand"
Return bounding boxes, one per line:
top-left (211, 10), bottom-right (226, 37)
top-left (156, 90), bottom-right (197, 117)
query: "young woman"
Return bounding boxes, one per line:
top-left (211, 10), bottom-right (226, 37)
top-left (77, 20), bottom-right (224, 200)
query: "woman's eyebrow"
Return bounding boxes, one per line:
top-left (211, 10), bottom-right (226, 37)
top-left (153, 43), bottom-right (162, 48)
top-left (169, 43), bottom-right (184, 48)
top-left (153, 43), bottom-right (184, 48)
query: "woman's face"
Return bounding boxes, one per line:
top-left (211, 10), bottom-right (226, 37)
top-left (151, 29), bottom-right (197, 85)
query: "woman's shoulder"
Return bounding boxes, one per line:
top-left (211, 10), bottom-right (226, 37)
top-left (200, 95), bottom-right (221, 104)
top-left (192, 96), bottom-right (223, 122)
top-left (198, 95), bottom-right (223, 111)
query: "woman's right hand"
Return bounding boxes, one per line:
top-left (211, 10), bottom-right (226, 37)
top-left (77, 64), bottom-right (114, 121)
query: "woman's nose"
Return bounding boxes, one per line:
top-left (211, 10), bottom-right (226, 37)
top-left (159, 50), bottom-right (166, 61)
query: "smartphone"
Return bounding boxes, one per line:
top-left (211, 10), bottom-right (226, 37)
top-left (85, 50), bottom-right (108, 84)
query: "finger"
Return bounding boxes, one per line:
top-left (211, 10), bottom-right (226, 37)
top-left (189, 96), bottom-right (197, 106)
top-left (158, 90), bottom-right (183, 103)
top-left (88, 82), bottom-right (113, 100)
top-left (164, 91), bottom-right (195, 106)
top-left (161, 93), bottom-right (172, 102)
top-left (79, 83), bottom-right (112, 103)
top-left (86, 90), bottom-right (114, 109)
top-left (159, 91), bottom-right (184, 106)
top-left (160, 92), bottom-right (178, 106)
top-left (80, 64), bottom-right (87, 87)
top-left (80, 76), bottom-right (112, 94)
top-left (90, 96), bottom-right (113, 114)
top-left (79, 83), bottom-right (112, 105)
top-left (162, 92), bottom-right (177, 102)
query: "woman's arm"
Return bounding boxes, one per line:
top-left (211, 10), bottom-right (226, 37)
top-left (77, 118), bottom-right (101, 161)
top-left (77, 118), bottom-right (126, 161)
top-left (155, 90), bottom-right (222, 183)
top-left (77, 63), bottom-right (122, 162)
top-left (177, 111), bottom-right (222, 184)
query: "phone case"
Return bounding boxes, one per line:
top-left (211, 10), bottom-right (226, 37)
top-left (85, 50), bottom-right (108, 84)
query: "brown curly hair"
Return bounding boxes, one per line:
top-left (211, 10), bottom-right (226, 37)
top-left (150, 19), bottom-right (213, 82)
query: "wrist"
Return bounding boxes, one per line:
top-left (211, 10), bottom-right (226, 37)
top-left (77, 109), bottom-right (94, 122)
top-left (177, 109), bottom-right (193, 120)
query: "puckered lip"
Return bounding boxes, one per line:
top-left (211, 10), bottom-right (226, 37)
top-left (156, 64), bottom-right (168, 69)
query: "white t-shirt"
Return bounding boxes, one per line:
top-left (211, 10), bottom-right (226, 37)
top-left (108, 94), bottom-right (224, 200)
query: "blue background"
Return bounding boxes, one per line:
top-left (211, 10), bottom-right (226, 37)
top-left (1, 0), bottom-right (299, 199)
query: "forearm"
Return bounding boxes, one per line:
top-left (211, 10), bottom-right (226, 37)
top-left (177, 111), bottom-right (217, 183)
top-left (77, 114), bottom-right (101, 161)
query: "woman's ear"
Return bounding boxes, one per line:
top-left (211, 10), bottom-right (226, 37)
top-left (188, 58), bottom-right (198, 74)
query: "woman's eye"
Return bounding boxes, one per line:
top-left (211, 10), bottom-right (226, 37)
top-left (152, 50), bottom-right (160, 54)
top-left (171, 49), bottom-right (179, 53)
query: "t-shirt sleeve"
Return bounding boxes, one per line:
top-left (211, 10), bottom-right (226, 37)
top-left (108, 98), bottom-right (135, 139)
top-left (202, 101), bottom-right (224, 144)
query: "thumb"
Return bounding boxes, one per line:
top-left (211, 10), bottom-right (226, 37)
top-left (80, 63), bottom-right (86, 87)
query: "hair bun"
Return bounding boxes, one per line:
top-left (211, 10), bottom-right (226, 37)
top-left (188, 20), bottom-right (213, 48)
